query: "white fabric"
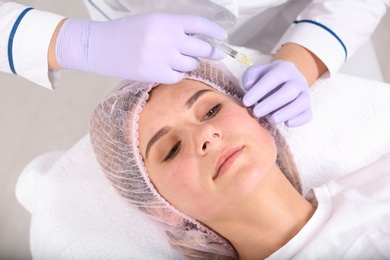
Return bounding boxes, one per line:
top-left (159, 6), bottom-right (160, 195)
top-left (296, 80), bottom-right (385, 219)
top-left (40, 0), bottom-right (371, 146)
top-left (271, 0), bottom-right (389, 75)
top-left (279, 74), bottom-right (390, 195)
top-left (0, 1), bottom-right (64, 89)
top-left (268, 152), bottom-right (390, 259)
top-left (16, 136), bottom-right (183, 259)
top-left (15, 48), bottom-right (390, 259)
top-left (84, 0), bottom-right (389, 75)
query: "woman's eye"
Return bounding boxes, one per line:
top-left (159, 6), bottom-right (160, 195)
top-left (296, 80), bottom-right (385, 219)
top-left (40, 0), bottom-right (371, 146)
top-left (163, 141), bottom-right (181, 162)
top-left (203, 103), bottom-right (221, 120)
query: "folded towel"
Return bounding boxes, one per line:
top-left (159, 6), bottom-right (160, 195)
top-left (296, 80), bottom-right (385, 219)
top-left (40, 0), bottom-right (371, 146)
top-left (16, 49), bottom-right (390, 259)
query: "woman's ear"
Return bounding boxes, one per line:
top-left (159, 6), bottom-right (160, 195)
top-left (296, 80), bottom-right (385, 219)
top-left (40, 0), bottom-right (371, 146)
top-left (147, 207), bottom-right (184, 226)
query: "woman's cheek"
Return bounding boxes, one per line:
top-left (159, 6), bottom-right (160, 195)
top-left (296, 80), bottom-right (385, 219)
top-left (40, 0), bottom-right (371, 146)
top-left (169, 156), bottom-right (196, 187)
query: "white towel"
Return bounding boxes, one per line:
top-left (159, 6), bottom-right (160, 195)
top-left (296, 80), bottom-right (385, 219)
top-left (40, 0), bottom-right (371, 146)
top-left (16, 50), bottom-right (390, 259)
top-left (16, 135), bottom-right (184, 259)
top-left (283, 73), bottom-right (390, 194)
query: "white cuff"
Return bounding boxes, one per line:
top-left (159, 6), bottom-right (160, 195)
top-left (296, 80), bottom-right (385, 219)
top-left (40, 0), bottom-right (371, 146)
top-left (10, 4), bottom-right (64, 89)
top-left (272, 21), bottom-right (347, 76)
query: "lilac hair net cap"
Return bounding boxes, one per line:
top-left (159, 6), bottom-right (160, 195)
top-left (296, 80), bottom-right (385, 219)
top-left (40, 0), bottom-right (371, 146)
top-left (89, 60), bottom-right (301, 259)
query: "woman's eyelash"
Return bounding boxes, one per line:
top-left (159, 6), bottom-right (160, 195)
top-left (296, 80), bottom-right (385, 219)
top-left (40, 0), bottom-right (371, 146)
top-left (163, 141), bottom-right (181, 162)
top-left (203, 103), bottom-right (222, 120)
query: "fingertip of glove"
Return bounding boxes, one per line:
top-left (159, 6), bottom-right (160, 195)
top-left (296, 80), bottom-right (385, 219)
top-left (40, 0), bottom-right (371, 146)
top-left (164, 71), bottom-right (185, 85)
top-left (284, 121), bottom-right (298, 128)
top-left (242, 94), bottom-right (253, 107)
top-left (210, 49), bottom-right (226, 60)
top-left (217, 29), bottom-right (228, 40)
top-left (242, 75), bottom-right (254, 90)
top-left (208, 27), bottom-right (227, 40)
top-left (285, 117), bottom-right (308, 128)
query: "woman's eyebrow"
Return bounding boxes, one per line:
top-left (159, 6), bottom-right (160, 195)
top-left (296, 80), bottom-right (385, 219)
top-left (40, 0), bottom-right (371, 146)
top-left (145, 126), bottom-right (172, 160)
top-left (185, 89), bottom-right (213, 109)
top-left (145, 88), bottom-right (213, 160)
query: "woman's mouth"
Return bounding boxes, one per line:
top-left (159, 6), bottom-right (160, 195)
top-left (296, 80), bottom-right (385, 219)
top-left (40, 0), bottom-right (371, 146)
top-left (214, 146), bottom-right (244, 180)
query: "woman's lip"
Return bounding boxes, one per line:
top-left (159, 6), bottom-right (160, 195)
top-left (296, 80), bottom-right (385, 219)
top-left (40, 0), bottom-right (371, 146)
top-left (214, 146), bottom-right (244, 180)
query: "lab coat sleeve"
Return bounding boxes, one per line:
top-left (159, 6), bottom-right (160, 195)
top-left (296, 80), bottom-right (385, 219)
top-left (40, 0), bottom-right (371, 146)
top-left (272, 0), bottom-right (389, 75)
top-left (0, 1), bottom-right (64, 89)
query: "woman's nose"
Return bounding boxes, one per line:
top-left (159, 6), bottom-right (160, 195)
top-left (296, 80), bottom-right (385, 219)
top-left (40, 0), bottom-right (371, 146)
top-left (195, 124), bottom-right (222, 155)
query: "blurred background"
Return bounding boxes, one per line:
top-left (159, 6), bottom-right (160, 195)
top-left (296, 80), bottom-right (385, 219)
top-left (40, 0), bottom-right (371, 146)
top-left (0, 1), bottom-right (389, 259)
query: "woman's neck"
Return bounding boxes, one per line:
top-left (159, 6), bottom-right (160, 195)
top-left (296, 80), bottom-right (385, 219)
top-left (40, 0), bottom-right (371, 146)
top-left (209, 165), bottom-right (316, 259)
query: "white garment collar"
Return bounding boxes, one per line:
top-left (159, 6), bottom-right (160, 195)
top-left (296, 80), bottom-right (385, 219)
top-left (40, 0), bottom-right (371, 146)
top-left (267, 185), bottom-right (333, 259)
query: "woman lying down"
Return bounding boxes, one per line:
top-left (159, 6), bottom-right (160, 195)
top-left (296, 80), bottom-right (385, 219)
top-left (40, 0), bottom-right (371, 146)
top-left (89, 60), bottom-right (390, 259)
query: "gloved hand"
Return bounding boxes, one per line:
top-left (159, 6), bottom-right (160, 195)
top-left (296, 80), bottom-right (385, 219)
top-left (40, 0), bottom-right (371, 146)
top-left (55, 13), bottom-right (227, 83)
top-left (242, 60), bottom-right (311, 127)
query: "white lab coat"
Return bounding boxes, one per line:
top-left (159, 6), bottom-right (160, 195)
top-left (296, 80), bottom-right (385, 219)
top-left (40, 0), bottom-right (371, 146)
top-left (0, 1), bottom-right (64, 89)
top-left (0, 0), bottom-right (389, 89)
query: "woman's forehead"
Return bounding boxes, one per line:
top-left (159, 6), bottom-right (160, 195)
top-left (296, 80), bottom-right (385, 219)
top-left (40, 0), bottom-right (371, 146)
top-left (154, 79), bottom-right (214, 95)
top-left (147, 80), bottom-right (225, 107)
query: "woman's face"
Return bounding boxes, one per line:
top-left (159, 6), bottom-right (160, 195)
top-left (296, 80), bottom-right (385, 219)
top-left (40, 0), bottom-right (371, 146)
top-left (138, 79), bottom-right (277, 223)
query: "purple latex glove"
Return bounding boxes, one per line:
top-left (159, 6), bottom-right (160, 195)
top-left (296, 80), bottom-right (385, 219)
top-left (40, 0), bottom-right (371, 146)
top-left (242, 60), bottom-right (311, 127)
top-left (55, 13), bottom-right (227, 83)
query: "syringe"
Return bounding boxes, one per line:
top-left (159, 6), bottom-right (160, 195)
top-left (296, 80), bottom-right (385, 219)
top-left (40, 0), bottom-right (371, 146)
top-left (194, 34), bottom-right (253, 66)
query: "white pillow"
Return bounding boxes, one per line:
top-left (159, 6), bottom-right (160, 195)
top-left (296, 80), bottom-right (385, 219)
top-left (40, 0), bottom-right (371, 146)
top-left (16, 50), bottom-right (390, 258)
